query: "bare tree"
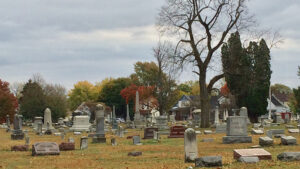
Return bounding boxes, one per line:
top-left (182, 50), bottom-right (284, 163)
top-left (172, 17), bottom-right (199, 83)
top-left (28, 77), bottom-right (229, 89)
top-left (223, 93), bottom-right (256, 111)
top-left (158, 0), bottom-right (253, 127)
top-left (9, 82), bottom-right (25, 99)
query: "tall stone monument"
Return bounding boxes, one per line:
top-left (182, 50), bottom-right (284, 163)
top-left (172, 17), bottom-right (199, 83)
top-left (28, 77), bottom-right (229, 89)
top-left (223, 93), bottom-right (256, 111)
top-left (11, 114), bottom-right (24, 140)
top-left (92, 104), bottom-right (106, 143)
top-left (126, 104), bottom-right (131, 122)
top-left (214, 107), bottom-right (220, 125)
top-left (184, 128), bottom-right (198, 162)
top-left (240, 107), bottom-right (250, 124)
top-left (112, 106), bottom-right (118, 129)
top-left (222, 116), bottom-right (252, 144)
top-left (43, 108), bottom-right (54, 130)
top-left (134, 91), bottom-right (144, 128)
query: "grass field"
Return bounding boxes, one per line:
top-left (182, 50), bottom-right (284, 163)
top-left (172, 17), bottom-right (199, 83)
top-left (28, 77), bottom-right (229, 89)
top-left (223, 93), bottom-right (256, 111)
top-left (1, 125), bottom-right (300, 169)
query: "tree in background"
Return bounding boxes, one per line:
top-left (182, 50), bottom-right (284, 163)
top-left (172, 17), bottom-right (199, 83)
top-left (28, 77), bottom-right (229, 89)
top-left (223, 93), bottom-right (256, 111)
top-left (9, 82), bottom-right (25, 99)
top-left (19, 80), bottom-right (46, 120)
top-left (158, 0), bottom-right (251, 127)
top-left (298, 66), bottom-right (300, 78)
top-left (291, 87), bottom-right (300, 114)
top-left (44, 84), bottom-right (68, 121)
top-left (98, 78), bottom-right (131, 118)
top-left (68, 81), bottom-right (99, 111)
top-left (222, 32), bottom-right (271, 122)
top-left (0, 79), bottom-right (18, 123)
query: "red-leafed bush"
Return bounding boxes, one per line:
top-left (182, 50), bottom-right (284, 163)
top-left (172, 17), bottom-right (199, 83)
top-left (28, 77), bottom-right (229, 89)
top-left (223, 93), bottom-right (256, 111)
top-left (0, 79), bottom-right (18, 123)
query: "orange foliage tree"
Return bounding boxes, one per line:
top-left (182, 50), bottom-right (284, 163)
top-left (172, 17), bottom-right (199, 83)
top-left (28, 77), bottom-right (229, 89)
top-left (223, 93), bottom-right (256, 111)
top-left (0, 79), bottom-right (18, 123)
top-left (220, 83), bottom-right (230, 97)
top-left (120, 84), bottom-right (157, 109)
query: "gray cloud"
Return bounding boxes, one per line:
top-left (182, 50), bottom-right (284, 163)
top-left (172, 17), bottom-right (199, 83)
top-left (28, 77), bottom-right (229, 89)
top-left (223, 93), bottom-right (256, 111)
top-left (0, 0), bottom-right (299, 90)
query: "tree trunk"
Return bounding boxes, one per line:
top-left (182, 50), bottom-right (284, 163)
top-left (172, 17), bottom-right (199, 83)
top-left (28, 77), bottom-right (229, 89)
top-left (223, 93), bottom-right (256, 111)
top-left (199, 70), bottom-right (210, 128)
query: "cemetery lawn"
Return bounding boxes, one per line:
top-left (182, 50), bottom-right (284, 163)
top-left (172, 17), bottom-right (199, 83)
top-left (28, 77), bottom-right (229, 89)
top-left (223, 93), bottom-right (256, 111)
top-left (1, 126), bottom-right (300, 169)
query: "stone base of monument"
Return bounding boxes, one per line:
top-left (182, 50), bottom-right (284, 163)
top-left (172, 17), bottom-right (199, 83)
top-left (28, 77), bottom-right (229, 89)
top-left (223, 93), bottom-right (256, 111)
top-left (92, 134), bottom-right (106, 143)
top-left (134, 120), bottom-right (145, 129)
top-left (222, 136), bottom-right (252, 144)
top-left (11, 130), bottom-right (24, 140)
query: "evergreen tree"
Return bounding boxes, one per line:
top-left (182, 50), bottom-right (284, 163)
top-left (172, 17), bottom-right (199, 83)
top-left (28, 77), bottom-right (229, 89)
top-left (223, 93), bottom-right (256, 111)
top-left (222, 32), bottom-right (272, 122)
top-left (19, 80), bottom-right (46, 120)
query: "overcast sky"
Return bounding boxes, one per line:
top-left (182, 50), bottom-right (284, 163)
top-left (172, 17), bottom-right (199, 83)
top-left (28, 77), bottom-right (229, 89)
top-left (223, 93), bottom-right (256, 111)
top-left (0, 0), bottom-right (299, 90)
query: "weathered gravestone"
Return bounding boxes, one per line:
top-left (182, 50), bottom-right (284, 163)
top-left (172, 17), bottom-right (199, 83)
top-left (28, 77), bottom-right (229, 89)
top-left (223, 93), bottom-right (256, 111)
top-left (215, 123), bottom-right (226, 133)
top-left (80, 136), bottom-right (88, 150)
top-left (111, 138), bottom-right (117, 146)
top-left (168, 126), bottom-right (185, 138)
top-left (43, 108), bottom-right (54, 130)
top-left (266, 129), bottom-right (285, 138)
top-left (195, 156), bottom-right (222, 168)
top-left (59, 142), bottom-right (75, 151)
top-left (33, 116), bottom-right (43, 131)
top-left (222, 116), bottom-right (252, 143)
top-left (44, 122), bottom-right (52, 135)
top-left (11, 114), bottom-right (24, 140)
top-left (233, 148), bottom-right (272, 160)
top-left (277, 152), bottom-right (300, 161)
top-left (92, 104), bottom-right (106, 143)
top-left (143, 127), bottom-right (158, 139)
top-left (36, 122), bottom-right (43, 135)
top-left (6, 115), bottom-right (11, 132)
top-left (184, 128), bottom-right (198, 162)
top-left (259, 137), bottom-right (274, 147)
top-left (133, 136), bottom-right (141, 145)
top-left (32, 142), bottom-right (60, 156)
top-left (281, 136), bottom-right (297, 145)
top-left (70, 116), bottom-right (91, 132)
top-left (68, 137), bottom-right (75, 143)
top-left (155, 116), bottom-right (169, 130)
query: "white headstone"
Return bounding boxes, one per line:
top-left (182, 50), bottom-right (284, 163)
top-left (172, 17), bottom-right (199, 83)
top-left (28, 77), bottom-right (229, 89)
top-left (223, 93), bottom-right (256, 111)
top-left (184, 128), bottom-right (198, 162)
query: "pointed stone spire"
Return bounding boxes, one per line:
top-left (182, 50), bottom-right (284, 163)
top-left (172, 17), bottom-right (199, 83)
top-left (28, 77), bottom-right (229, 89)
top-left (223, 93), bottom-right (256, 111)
top-left (126, 104), bottom-right (130, 122)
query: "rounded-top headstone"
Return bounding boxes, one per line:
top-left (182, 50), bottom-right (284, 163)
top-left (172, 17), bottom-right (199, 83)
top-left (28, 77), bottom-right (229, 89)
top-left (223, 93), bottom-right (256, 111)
top-left (96, 104), bottom-right (104, 110)
top-left (240, 107), bottom-right (248, 116)
top-left (45, 108), bottom-right (51, 114)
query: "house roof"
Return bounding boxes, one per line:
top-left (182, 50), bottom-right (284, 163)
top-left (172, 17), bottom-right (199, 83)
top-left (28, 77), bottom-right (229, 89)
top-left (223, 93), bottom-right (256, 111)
top-left (172, 95), bottom-right (220, 109)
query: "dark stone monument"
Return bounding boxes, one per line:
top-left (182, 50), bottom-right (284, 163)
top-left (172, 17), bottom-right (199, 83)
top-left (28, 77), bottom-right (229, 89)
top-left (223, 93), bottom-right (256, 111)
top-left (92, 104), bottom-right (106, 143)
top-left (168, 126), bottom-right (185, 138)
top-left (11, 114), bottom-right (24, 140)
top-left (59, 142), bottom-right (75, 151)
top-left (143, 127), bottom-right (158, 139)
top-left (11, 145), bottom-right (29, 151)
top-left (128, 151), bottom-right (142, 156)
top-left (32, 142), bottom-right (60, 156)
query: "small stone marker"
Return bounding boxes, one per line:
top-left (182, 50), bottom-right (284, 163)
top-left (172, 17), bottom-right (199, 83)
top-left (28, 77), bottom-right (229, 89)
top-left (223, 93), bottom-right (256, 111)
top-left (59, 142), bottom-right (75, 151)
top-left (36, 122), bottom-right (42, 135)
top-left (215, 124), bottom-right (226, 133)
top-left (238, 156), bottom-right (259, 163)
top-left (251, 129), bottom-right (264, 135)
top-left (32, 142), bottom-right (60, 156)
top-left (153, 131), bottom-right (159, 140)
top-left (202, 138), bottom-right (214, 142)
top-left (223, 116), bottom-right (252, 144)
top-left (281, 136), bottom-right (297, 145)
top-left (286, 125), bottom-right (295, 129)
top-left (266, 129), bottom-right (285, 138)
top-left (128, 151), bottom-right (142, 156)
top-left (168, 126), bottom-right (185, 138)
top-left (68, 137), bottom-right (75, 143)
top-left (80, 136), bottom-right (88, 150)
top-left (195, 156), bottom-right (222, 167)
top-left (184, 128), bottom-right (198, 162)
top-left (74, 132), bottom-right (82, 135)
top-left (111, 138), bottom-right (117, 146)
top-left (277, 152), bottom-right (300, 161)
top-left (204, 130), bottom-right (213, 134)
top-left (61, 133), bottom-right (65, 140)
top-left (274, 134), bottom-right (285, 138)
top-left (288, 129), bottom-right (299, 133)
top-left (233, 149), bottom-right (272, 160)
top-left (259, 137), bottom-right (274, 147)
top-left (25, 136), bottom-right (30, 145)
top-left (133, 136), bottom-right (141, 145)
top-left (11, 145), bottom-right (29, 151)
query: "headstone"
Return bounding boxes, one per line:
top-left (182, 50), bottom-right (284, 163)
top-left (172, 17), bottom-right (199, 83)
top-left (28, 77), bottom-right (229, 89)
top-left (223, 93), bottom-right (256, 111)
top-left (111, 106), bottom-right (118, 129)
top-left (222, 116), bottom-right (252, 144)
top-left (169, 114), bottom-right (176, 123)
top-left (251, 129), bottom-right (264, 135)
top-left (25, 136), bottom-right (30, 145)
top-left (238, 156), bottom-right (259, 163)
top-left (43, 108), bottom-right (54, 130)
top-left (58, 117), bottom-right (64, 126)
top-left (33, 116), bottom-right (43, 131)
top-left (204, 130), bottom-right (213, 134)
top-left (143, 127), bottom-right (158, 139)
top-left (80, 136), bottom-right (88, 150)
top-left (36, 122), bottom-right (43, 135)
top-left (288, 129), bottom-right (299, 133)
top-left (134, 91), bottom-right (146, 129)
top-left (275, 113), bottom-right (284, 123)
top-left (168, 126), bottom-right (185, 138)
top-left (284, 113), bottom-right (290, 124)
top-left (214, 107), bottom-right (220, 125)
top-left (259, 137), bottom-right (273, 147)
top-left (92, 104), bottom-right (106, 143)
top-left (32, 142), bottom-right (60, 156)
top-left (281, 136), bottom-right (297, 145)
top-left (153, 131), bottom-right (159, 140)
top-left (111, 138), bottom-right (117, 146)
top-left (11, 145), bottom-right (29, 151)
top-left (74, 132), bottom-right (82, 135)
top-left (117, 126), bottom-right (124, 137)
top-left (215, 123), bottom-right (226, 133)
top-left (133, 136), bottom-right (141, 145)
top-left (68, 137), bottom-right (75, 143)
top-left (277, 152), bottom-right (300, 161)
top-left (233, 149), bottom-right (272, 160)
top-left (202, 138), bottom-right (214, 142)
top-left (155, 116), bottom-right (169, 130)
top-left (184, 128), bottom-right (198, 162)
top-left (126, 104), bottom-right (131, 123)
top-left (11, 114), bottom-right (24, 140)
top-left (59, 142), bottom-right (75, 151)
top-left (266, 129), bottom-right (285, 138)
top-left (128, 152), bottom-right (142, 156)
top-left (44, 122), bottom-right (52, 135)
top-left (70, 116), bottom-right (91, 132)
top-left (61, 133), bottom-right (65, 140)
top-left (195, 156), bottom-right (222, 168)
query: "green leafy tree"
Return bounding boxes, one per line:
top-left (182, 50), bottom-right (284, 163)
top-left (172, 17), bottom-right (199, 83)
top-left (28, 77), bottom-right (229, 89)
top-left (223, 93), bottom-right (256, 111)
top-left (0, 79), bottom-right (18, 123)
top-left (98, 78), bottom-right (132, 118)
top-left (291, 87), bottom-right (300, 114)
top-left (19, 80), bottom-right (47, 120)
